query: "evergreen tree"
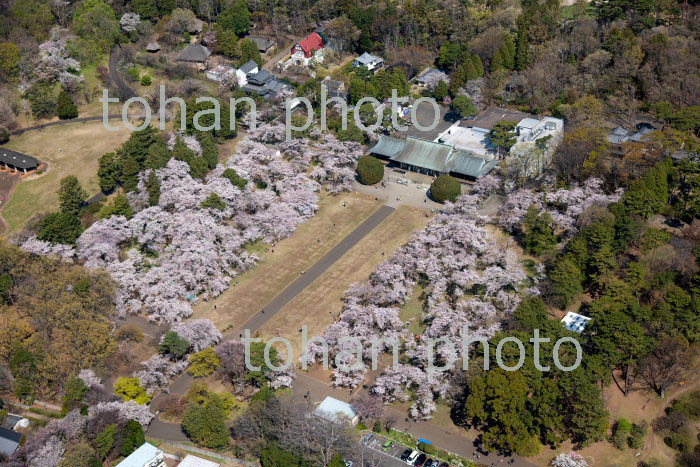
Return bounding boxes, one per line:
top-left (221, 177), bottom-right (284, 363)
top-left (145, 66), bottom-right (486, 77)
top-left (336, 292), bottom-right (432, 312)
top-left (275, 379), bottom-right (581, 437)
top-left (56, 90), bottom-right (78, 119)
top-left (222, 168), bottom-right (248, 189)
top-left (132, 0), bottom-right (157, 19)
top-left (94, 424), bottom-right (117, 459)
top-left (97, 152), bottom-right (121, 193)
top-left (433, 80), bottom-right (449, 101)
top-left (515, 29), bottom-right (530, 70)
top-left (550, 258), bottom-right (584, 307)
top-left (216, 29), bottom-right (239, 58)
top-left (217, 0), bottom-right (251, 36)
top-left (160, 331), bottom-right (191, 358)
top-left (58, 175), bottom-right (87, 216)
top-left (239, 38), bottom-right (262, 66)
top-left (118, 420), bottom-right (145, 456)
top-left (37, 212), bottom-right (83, 245)
top-left (62, 376), bottom-right (88, 414)
top-left (146, 171), bottom-right (161, 206)
top-left (182, 394), bottom-right (230, 448)
top-left (356, 155), bottom-right (384, 185)
top-left (522, 206), bottom-right (557, 255)
top-left (99, 193), bottom-right (134, 219)
top-left (488, 121), bottom-right (518, 155)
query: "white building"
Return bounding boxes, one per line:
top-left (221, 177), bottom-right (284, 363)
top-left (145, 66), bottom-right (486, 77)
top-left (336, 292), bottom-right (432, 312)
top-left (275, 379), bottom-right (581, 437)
top-left (313, 397), bottom-right (359, 426)
top-left (353, 52), bottom-right (384, 72)
top-left (290, 32), bottom-right (325, 67)
top-left (561, 312), bottom-right (592, 333)
top-left (235, 60), bottom-right (259, 87)
top-left (116, 443), bottom-right (166, 467)
top-left (206, 64), bottom-right (236, 82)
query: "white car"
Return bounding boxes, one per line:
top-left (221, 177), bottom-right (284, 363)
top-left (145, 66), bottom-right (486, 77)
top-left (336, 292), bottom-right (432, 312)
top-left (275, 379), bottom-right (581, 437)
top-left (406, 450), bottom-right (420, 465)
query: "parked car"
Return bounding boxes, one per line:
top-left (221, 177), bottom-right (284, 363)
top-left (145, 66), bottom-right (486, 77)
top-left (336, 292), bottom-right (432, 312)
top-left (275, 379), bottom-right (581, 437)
top-left (400, 449), bottom-right (413, 461)
top-left (382, 439), bottom-right (393, 451)
top-left (406, 450), bottom-right (420, 465)
top-left (424, 459), bottom-right (435, 467)
top-left (414, 454), bottom-right (427, 467)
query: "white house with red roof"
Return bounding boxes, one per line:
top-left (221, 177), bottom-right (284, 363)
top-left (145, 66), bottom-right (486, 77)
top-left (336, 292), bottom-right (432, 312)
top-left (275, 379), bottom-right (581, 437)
top-left (291, 32), bottom-right (326, 66)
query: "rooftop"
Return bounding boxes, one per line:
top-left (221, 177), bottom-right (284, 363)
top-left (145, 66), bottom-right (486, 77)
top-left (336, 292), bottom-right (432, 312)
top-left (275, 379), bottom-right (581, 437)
top-left (461, 107), bottom-right (536, 131)
top-left (297, 32), bottom-right (325, 57)
top-left (355, 52), bottom-right (383, 65)
top-left (116, 442), bottom-right (163, 467)
top-left (247, 69), bottom-right (273, 86)
top-left (238, 60), bottom-right (259, 75)
top-left (177, 454), bottom-right (220, 467)
top-left (0, 427), bottom-right (21, 459)
top-left (415, 68), bottom-right (443, 83)
top-left (0, 149), bottom-right (40, 169)
top-left (314, 397), bottom-right (358, 424)
top-left (561, 312), bottom-right (592, 333)
top-left (177, 43), bottom-right (211, 63)
top-left (246, 36), bottom-right (275, 51)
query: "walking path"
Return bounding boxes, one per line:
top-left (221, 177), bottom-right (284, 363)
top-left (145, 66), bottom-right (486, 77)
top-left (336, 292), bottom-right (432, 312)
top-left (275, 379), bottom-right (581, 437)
top-left (147, 205), bottom-right (396, 438)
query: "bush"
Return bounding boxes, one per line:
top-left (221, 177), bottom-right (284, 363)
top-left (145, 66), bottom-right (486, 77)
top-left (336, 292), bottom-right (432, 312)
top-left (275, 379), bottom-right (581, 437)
top-left (515, 436), bottom-right (542, 456)
top-left (356, 155), bottom-right (384, 185)
top-left (611, 418), bottom-right (633, 450)
top-left (188, 348), bottom-right (221, 377)
top-left (114, 377), bottom-right (151, 405)
top-left (664, 430), bottom-right (692, 452)
top-left (0, 126), bottom-right (9, 144)
top-left (430, 174), bottom-right (461, 203)
top-left (56, 90), bottom-right (78, 120)
top-left (372, 420), bottom-right (382, 433)
top-left (417, 441), bottom-right (436, 455)
top-left (222, 168), bottom-right (248, 189)
top-left (671, 391), bottom-right (700, 420)
top-left (140, 75), bottom-right (152, 86)
top-left (37, 212), bottom-right (83, 245)
top-left (628, 422), bottom-right (647, 449)
top-left (126, 66), bottom-right (140, 82)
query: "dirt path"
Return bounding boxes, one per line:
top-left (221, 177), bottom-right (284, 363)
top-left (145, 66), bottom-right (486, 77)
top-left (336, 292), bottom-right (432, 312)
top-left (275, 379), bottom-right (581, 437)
top-left (0, 172), bottom-right (20, 236)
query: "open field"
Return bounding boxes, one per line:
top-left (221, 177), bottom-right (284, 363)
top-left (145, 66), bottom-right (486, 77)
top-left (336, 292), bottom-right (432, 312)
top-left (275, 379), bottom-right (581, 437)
top-left (1, 121), bottom-right (131, 233)
top-left (192, 191), bottom-right (384, 330)
top-left (258, 205), bottom-right (431, 355)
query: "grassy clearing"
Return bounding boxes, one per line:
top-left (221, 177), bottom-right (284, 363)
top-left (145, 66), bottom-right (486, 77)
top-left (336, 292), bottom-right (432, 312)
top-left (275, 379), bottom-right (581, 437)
top-left (399, 285), bottom-right (427, 335)
top-left (1, 121), bottom-right (131, 233)
top-left (192, 192), bottom-right (384, 331)
top-left (259, 205), bottom-right (430, 356)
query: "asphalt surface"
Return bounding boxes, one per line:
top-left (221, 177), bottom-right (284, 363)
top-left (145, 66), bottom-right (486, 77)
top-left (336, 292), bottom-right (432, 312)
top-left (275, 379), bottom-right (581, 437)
top-left (147, 204), bottom-right (396, 440)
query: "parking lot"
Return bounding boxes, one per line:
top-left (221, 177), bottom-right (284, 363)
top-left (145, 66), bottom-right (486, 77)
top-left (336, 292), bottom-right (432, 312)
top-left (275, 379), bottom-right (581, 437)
top-left (357, 432), bottom-right (451, 467)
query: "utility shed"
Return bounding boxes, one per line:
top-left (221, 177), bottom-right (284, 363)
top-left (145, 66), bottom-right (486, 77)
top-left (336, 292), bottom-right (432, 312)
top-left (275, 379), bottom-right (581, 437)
top-left (0, 427), bottom-right (21, 459)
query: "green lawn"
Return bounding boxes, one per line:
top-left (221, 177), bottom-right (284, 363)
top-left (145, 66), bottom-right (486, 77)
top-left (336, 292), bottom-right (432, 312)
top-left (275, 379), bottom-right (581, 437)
top-left (399, 285), bottom-right (427, 335)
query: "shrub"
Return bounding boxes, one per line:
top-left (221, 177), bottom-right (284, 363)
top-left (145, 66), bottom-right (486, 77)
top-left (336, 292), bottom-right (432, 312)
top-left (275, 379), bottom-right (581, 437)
top-left (628, 422), bottom-right (647, 449)
top-left (0, 126), bottom-right (9, 144)
top-left (140, 75), bottom-right (152, 86)
top-left (37, 212), bottom-right (83, 245)
top-left (671, 391), bottom-right (700, 420)
top-left (222, 168), bottom-right (248, 189)
top-left (664, 430), bottom-right (692, 452)
top-left (126, 66), bottom-right (140, 82)
top-left (611, 418), bottom-right (633, 450)
top-left (188, 348), bottom-right (221, 377)
top-left (182, 394), bottom-right (229, 448)
top-left (201, 193), bottom-right (227, 211)
top-left (430, 174), bottom-right (461, 203)
top-left (356, 155), bottom-right (384, 185)
top-left (515, 435), bottom-right (542, 456)
top-left (56, 90), bottom-right (78, 120)
top-left (114, 377), bottom-right (152, 405)
top-left (372, 420), bottom-right (382, 433)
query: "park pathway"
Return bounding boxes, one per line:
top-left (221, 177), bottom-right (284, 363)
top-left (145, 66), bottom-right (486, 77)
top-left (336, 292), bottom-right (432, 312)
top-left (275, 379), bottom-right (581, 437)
top-left (147, 205), bottom-right (396, 438)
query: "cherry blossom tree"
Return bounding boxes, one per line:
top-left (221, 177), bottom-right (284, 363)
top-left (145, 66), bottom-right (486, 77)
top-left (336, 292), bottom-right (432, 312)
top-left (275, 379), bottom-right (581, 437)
top-left (170, 319), bottom-right (222, 352)
top-left (120, 13), bottom-right (140, 32)
top-left (551, 453), bottom-right (589, 467)
top-left (78, 369), bottom-right (103, 390)
top-left (89, 400), bottom-right (154, 427)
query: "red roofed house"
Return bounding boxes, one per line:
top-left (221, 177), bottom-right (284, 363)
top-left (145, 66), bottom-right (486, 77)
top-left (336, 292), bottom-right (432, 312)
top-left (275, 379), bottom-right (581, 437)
top-left (291, 32), bottom-right (326, 66)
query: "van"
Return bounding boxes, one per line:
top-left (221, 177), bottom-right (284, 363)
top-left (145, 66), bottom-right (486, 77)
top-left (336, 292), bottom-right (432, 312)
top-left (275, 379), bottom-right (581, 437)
top-left (406, 450), bottom-right (420, 465)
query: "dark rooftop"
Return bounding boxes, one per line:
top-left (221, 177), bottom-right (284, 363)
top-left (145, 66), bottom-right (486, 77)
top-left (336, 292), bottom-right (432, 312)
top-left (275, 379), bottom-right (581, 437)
top-left (0, 149), bottom-right (40, 170)
top-left (0, 427), bottom-right (21, 458)
top-left (460, 107), bottom-right (536, 131)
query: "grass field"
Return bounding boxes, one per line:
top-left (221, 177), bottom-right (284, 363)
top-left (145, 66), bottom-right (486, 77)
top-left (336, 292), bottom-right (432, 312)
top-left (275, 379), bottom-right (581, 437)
top-left (258, 205), bottom-right (430, 356)
top-left (1, 121), bottom-right (131, 233)
top-left (399, 285), bottom-right (427, 336)
top-left (192, 191), bottom-right (384, 330)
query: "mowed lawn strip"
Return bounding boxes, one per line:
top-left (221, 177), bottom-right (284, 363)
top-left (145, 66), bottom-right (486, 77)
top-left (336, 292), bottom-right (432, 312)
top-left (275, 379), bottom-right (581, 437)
top-left (192, 191), bottom-right (384, 330)
top-left (2, 122), bottom-right (131, 232)
top-left (259, 205), bottom-right (431, 356)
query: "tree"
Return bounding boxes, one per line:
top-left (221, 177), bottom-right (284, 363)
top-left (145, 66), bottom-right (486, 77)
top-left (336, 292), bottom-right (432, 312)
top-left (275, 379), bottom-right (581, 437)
top-left (56, 90), bottom-right (78, 120)
top-left (98, 194), bottom-right (134, 219)
top-left (146, 171), bottom-right (161, 206)
top-left (114, 377), bottom-right (152, 405)
top-left (239, 38), bottom-right (262, 66)
top-left (260, 443), bottom-right (307, 466)
top-left (98, 153), bottom-right (121, 193)
top-left (433, 80), bottom-right (449, 101)
top-left (217, 29), bottom-right (239, 58)
top-left (59, 442), bottom-right (98, 467)
top-left (59, 176), bottom-right (87, 216)
top-left (351, 394), bottom-right (384, 422)
top-left (118, 419), bottom-right (145, 456)
top-left (0, 42), bottom-right (21, 79)
top-left (488, 120), bottom-right (517, 155)
top-left (201, 193), bottom-right (227, 211)
top-left (430, 174), bottom-right (461, 203)
top-left (522, 206), bottom-right (557, 256)
top-left (160, 331), bottom-right (191, 358)
top-left (38, 212), bottom-right (83, 245)
top-left (222, 168), bottom-right (248, 189)
top-left (638, 337), bottom-right (694, 398)
top-left (182, 393), bottom-right (229, 447)
top-left (0, 127), bottom-right (9, 144)
top-left (132, 0), bottom-right (158, 19)
top-left (356, 155), bottom-right (384, 185)
top-left (62, 376), bottom-right (88, 414)
top-left (217, 0), bottom-right (251, 35)
top-left (451, 95), bottom-right (477, 119)
top-left (188, 348), bottom-right (221, 377)
top-left (94, 423), bottom-right (117, 459)
top-left (549, 258), bottom-right (584, 307)
top-left (72, 0), bottom-right (120, 52)
top-left (515, 28), bottom-right (530, 70)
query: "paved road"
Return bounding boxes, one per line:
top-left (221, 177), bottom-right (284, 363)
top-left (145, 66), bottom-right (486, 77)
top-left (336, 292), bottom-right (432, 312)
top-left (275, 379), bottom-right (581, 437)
top-left (147, 205), bottom-right (396, 438)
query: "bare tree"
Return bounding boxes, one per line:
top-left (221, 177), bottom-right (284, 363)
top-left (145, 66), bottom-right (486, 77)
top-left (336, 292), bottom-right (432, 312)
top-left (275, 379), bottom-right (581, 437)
top-left (351, 393), bottom-right (385, 422)
top-left (638, 337), bottom-right (695, 399)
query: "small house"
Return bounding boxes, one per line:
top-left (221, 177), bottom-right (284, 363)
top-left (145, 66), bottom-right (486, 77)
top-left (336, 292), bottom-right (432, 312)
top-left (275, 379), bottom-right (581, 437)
top-left (206, 64), bottom-right (236, 82)
top-left (0, 149), bottom-right (40, 173)
top-left (176, 44), bottom-right (211, 68)
top-left (236, 60), bottom-right (259, 86)
top-left (241, 69), bottom-right (290, 99)
top-left (247, 36), bottom-right (275, 53)
top-left (561, 312), bottom-right (592, 333)
top-left (145, 41), bottom-right (161, 53)
top-left (313, 397), bottom-right (359, 426)
top-left (116, 442), bottom-right (165, 467)
top-left (291, 32), bottom-right (325, 67)
top-left (0, 427), bottom-right (21, 460)
top-left (322, 77), bottom-right (347, 101)
top-left (353, 52), bottom-right (384, 72)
